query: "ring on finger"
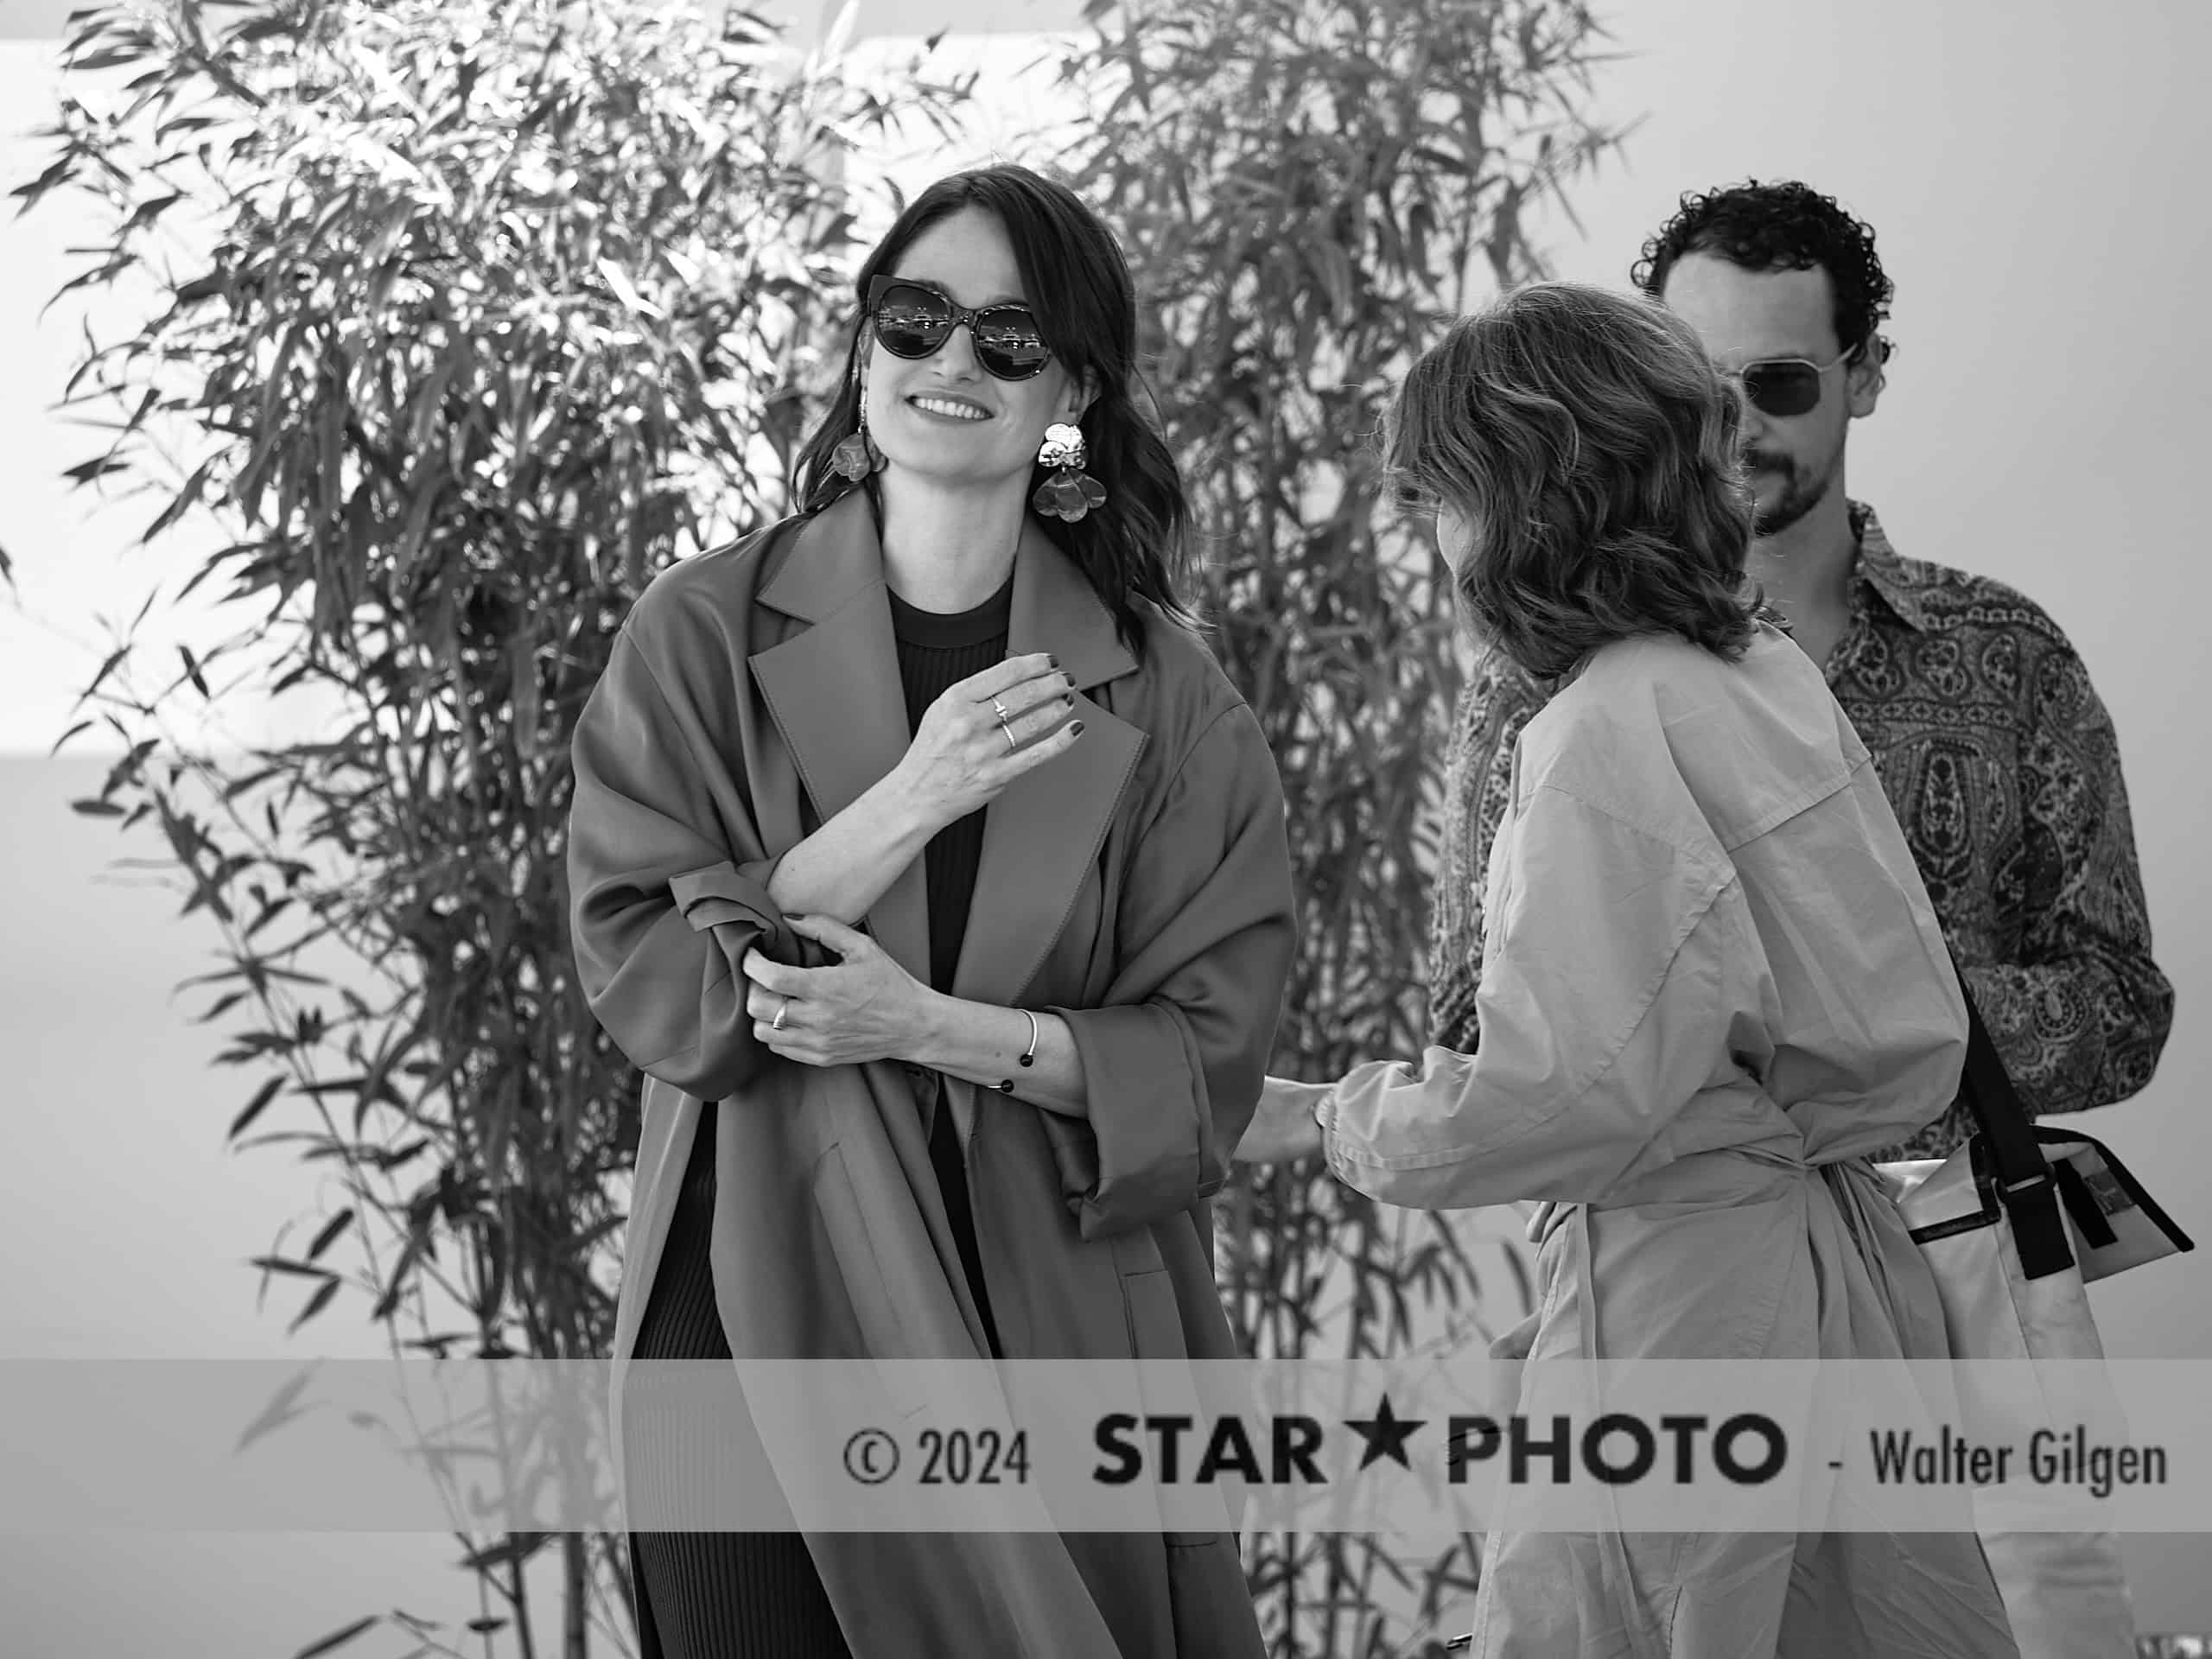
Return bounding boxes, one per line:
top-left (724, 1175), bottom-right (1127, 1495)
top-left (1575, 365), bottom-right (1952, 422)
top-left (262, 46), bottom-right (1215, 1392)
top-left (772, 996), bottom-right (790, 1032)
top-left (991, 696), bottom-right (1010, 721)
top-left (1001, 719), bottom-right (1018, 753)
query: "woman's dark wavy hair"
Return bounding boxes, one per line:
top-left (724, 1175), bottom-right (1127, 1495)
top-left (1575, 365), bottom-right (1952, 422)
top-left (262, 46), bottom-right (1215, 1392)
top-left (1632, 178), bottom-right (1897, 367)
top-left (1386, 281), bottom-right (1766, 682)
top-left (791, 164), bottom-right (1196, 657)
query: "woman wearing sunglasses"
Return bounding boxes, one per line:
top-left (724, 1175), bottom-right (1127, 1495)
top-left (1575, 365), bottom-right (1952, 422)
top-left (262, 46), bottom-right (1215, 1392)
top-left (568, 163), bottom-right (1293, 1659)
top-left (1234, 283), bottom-right (2019, 1657)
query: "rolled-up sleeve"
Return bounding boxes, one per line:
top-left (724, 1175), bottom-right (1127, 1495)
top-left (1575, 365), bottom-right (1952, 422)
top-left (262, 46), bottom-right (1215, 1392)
top-left (567, 626), bottom-right (805, 1102)
top-left (1047, 701), bottom-right (1296, 1238)
top-left (1322, 785), bottom-right (1734, 1210)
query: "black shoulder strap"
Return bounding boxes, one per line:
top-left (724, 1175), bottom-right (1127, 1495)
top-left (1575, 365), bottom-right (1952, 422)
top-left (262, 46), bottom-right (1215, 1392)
top-left (1949, 953), bottom-right (2076, 1281)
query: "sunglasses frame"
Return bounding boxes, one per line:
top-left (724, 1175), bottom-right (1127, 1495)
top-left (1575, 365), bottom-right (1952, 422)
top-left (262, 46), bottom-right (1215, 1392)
top-left (1728, 346), bottom-right (1858, 418)
top-left (863, 274), bottom-right (1054, 382)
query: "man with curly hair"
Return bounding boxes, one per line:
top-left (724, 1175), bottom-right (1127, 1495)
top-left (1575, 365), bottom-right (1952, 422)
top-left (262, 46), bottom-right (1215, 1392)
top-left (1427, 179), bottom-right (2172, 1161)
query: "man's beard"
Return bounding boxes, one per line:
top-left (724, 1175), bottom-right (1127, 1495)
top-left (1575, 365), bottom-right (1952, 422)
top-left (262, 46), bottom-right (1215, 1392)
top-left (1745, 450), bottom-right (1832, 539)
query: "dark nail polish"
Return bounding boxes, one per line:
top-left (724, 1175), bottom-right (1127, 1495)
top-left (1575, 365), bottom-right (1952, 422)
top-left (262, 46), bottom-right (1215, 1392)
top-left (1062, 694), bottom-right (1075, 708)
top-left (1048, 654), bottom-right (1060, 669)
top-left (1070, 720), bottom-right (1084, 735)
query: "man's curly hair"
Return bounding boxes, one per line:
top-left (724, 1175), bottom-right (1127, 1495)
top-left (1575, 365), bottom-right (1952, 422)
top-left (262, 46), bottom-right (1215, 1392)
top-left (1631, 179), bottom-right (1897, 366)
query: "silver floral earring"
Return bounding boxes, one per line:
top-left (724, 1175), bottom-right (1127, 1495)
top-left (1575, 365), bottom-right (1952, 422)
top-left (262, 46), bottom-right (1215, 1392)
top-left (1033, 421), bottom-right (1105, 522)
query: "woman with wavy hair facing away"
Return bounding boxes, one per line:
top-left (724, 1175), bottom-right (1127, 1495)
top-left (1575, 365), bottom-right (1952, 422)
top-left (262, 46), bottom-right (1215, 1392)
top-left (568, 164), bottom-right (1293, 1659)
top-left (1234, 282), bottom-right (2019, 1658)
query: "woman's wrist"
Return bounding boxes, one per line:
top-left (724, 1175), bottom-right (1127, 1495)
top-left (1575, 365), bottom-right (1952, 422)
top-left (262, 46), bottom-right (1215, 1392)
top-left (900, 984), bottom-right (960, 1067)
top-left (871, 762), bottom-right (947, 849)
top-left (904, 989), bottom-right (1026, 1075)
top-left (905, 995), bottom-right (1069, 1103)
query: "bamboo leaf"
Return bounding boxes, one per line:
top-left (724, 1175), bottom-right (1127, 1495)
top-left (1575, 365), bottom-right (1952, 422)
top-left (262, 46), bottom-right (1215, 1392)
top-left (195, 989), bottom-right (250, 1023)
top-left (76, 644), bottom-right (130, 709)
top-left (290, 1615), bottom-right (379, 1659)
top-left (287, 1274), bottom-right (341, 1332)
top-left (307, 1208), bottom-right (354, 1261)
top-left (233, 1366), bottom-right (317, 1453)
top-left (143, 460), bottom-right (219, 544)
top-left (249, 1255), bottom-right (337, 1281)
top-left (226, 1075), bottom-right (285, 1140)
top-left (63, 454), bottom-right (130, 484)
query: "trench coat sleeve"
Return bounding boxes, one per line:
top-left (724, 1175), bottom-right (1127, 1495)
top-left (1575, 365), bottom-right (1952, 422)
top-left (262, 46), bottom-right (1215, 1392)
top-left (1046, 700), bottom-right (1296, 1238)
top-left (1319, 785), bottom-right (1735, 1211)
top-left (567, 623), bottom-right (804, 1102)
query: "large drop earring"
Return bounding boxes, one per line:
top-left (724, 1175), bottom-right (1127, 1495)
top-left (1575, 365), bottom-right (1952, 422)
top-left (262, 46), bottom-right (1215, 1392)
top-left (830, 391), bottom-right (884, 481)
top-left (1033, 421), bottom-right (1106, 523)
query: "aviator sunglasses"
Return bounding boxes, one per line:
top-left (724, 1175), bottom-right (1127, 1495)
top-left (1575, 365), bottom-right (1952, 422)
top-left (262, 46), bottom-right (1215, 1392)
top-left (1726, 347), bottom-right (1856, 419)
top-left (865, 274), bottom-right (1054, 382)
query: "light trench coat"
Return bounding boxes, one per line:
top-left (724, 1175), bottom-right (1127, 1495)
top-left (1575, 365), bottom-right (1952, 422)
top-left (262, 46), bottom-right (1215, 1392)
top-left (566, 491), bottom-right (1296, 1658)
top-left (1320, 625), bottom-right (2021, 1658)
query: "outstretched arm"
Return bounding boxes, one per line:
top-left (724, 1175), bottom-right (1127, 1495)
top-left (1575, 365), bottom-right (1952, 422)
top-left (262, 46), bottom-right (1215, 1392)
top-left (1244, 787), bottom-right (1735, 1211)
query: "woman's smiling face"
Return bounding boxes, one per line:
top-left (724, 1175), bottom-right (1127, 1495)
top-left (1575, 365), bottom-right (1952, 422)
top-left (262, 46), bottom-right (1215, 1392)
top-left (862, 207), bottom-right (1090, 492)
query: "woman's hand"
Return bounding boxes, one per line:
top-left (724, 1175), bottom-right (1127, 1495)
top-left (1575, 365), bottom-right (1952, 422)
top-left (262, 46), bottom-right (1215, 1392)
top-left (1232, 1076), bottom-right (1334, 1165)
top-left (743, 915), bottom-right (938, 1069)
top-left (887, 652), bottom-right (1084, 833)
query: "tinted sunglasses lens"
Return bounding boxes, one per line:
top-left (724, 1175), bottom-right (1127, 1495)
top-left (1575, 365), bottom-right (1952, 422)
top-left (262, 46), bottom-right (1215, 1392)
top-left (1742, 362), bottom-right (1821, 418)
top-left (873, 283), bottom-right (952, 358)
top-left (972, 310), bottom-right (1051, 380)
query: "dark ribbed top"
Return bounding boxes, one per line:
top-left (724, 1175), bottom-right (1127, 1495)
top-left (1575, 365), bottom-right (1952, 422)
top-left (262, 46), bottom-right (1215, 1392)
top-left (887, 567), bottom-right (1013, 1360)
top-left (886, 570), bottom-right (1014, 995)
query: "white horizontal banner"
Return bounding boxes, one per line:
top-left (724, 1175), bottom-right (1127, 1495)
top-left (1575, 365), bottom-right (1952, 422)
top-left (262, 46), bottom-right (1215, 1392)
top-left (0, 1357), bottom-right (2195, 1534)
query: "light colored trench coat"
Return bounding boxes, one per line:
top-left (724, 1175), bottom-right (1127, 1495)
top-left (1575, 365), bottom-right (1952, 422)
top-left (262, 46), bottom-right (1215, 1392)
top-left (1320, 626), bottom-right (2022, 1658)
top-left (567, 492), bottom-right (1296, 1658)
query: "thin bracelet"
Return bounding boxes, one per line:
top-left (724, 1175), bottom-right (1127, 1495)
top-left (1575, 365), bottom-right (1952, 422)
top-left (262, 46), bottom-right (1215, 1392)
top-left (997, 1009), bottom-right (1042, 1094)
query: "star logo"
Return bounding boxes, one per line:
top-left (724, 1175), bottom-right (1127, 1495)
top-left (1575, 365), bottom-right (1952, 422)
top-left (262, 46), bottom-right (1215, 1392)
top-left (1342, 1394), bottom-right (1425, 1471)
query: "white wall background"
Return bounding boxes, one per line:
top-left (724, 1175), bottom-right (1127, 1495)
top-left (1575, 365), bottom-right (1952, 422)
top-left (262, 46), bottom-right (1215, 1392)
top-left (2, 0), bottom-right (2206, 1650)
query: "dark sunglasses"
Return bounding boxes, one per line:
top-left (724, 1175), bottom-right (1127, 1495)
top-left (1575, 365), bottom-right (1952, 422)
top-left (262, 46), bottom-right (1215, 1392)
top-left (1727, 348), bottom-right (1854, 418)
top-left (865, 275), bottom-right (1053, 382)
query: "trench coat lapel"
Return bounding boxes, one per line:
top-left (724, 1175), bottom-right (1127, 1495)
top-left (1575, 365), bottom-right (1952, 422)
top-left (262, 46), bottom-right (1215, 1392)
top-left (747, 492), bottom-right (931, 984)
top-left (950, 516), bottom-right (1147, 1008)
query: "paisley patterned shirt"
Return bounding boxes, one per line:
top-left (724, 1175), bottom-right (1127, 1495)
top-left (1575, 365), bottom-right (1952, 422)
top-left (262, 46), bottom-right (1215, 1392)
top-left (1427, 501), bottom-right (2174, 1160)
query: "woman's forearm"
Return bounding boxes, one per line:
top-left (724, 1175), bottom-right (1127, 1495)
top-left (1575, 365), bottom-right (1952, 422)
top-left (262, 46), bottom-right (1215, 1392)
top-left (765, 772), bottom-right (937, 925)
top-left (906, 995), bottom-right (1090, 1118)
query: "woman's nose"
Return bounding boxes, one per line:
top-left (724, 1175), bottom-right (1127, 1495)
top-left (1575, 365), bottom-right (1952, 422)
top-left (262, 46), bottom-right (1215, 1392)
top-left (933, 322), bottom-right (984, 378)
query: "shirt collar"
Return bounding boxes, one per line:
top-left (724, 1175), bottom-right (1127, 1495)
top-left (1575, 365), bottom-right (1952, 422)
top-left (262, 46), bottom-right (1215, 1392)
top-left (1847, 499), bottom-right (1939, 633)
